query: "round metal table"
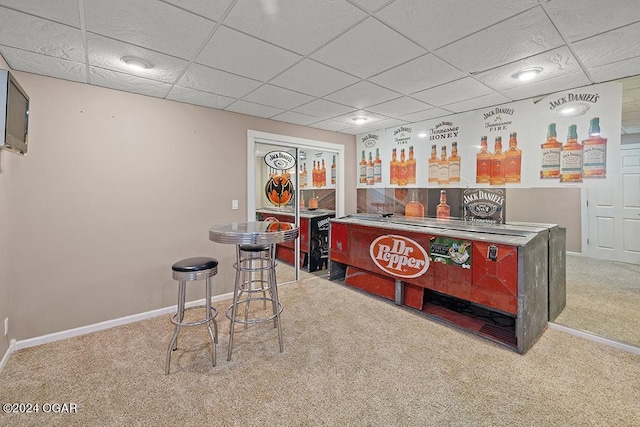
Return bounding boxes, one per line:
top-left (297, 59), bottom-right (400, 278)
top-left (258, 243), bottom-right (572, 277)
top-left (209, 221), bottom-right (299, 360)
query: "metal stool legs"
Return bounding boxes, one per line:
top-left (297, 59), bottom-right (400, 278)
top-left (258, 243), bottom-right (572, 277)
top-left (227, 244), bottom-right (283, 361)
top-left (166, 258), bottom-right (219, 375)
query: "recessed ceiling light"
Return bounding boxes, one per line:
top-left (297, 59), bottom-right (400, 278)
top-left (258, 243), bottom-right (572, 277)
top-left (512, 67), bottom-right (542, 82)
top-left (352, 116), bottom-right (369, 125)
top-left (120, 56), bottom-right (152, 71)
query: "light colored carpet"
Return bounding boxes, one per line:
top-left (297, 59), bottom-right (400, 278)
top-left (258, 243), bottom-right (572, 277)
top-left (554, 254), bottom-right (640, 347)
top-left (1, 266), bottom-right (639, 426)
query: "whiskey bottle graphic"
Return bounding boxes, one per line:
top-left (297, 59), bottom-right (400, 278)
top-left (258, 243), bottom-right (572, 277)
top-left (448, 141), bottom-right (461, 183)
top-left (428, 144), bottom-right (439, 184)
top-left (405, 189), bottom-right (424, 218)
top-left (398, 148), bottom-right (408, 186)
top-left (390, 148), bottom-right (399, 185)
top-left (438, 145), bottom-right (449, 186)
top-left (476, 136), bottom-right (490, 184)
top-left (374, 148), bottom-right (382, 183)
top-left (366, 152), bottom-right (374, 185)
top-left (436, 190), bottom-right (451, 219)
top-left (505, 132), bottom-right (522, 183)
top-left (300, 163), bottom-right (307, 188)
top-left (407, 145), bottom-right (416, 184)
top-left (540, 123), bottom-right (562, 179)
top-left (321, 159), bottom-right (326, 187)
top-left (359, 151), bottom-right (367, 184)
top-left (582, 117), bottom-right (607, 178)
top-left (490, 136), bottom-right (505, 186)
top-left (560, 124), bottom-right (583, 183)
top-left (312, 160), bottom-right (318, 187)
top-left (331, 155), bottom-right (336, 184)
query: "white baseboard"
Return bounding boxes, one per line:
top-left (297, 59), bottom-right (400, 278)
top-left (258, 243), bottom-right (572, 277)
top-left (548, 322), bottom-right (640, 355)
top-left (14, 291), bottom-right (234, 352)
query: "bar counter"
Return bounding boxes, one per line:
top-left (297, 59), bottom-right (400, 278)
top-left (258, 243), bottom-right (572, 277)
top-left (329, 214), bottom-right (566, 354)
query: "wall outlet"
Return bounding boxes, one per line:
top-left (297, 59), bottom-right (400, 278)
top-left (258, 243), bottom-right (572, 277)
top-left (4, 318), bottom-right (7, 336)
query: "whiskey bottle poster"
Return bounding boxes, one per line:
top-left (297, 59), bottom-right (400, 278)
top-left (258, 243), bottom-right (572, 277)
top-left (310, 150), bottom-right (336, 189)
top-left (387, 125), bottom-right (420, 187)
top-left (418, 117), bottom-right (464, 188)
top-left (465, 99), bottom-right (534, 188)
top-left (532, 81), bottom-right (622, 187)
top-left (426, 188), bottom-right (463, 219)
top-left (462, 188), bottom-right (506, 224)
top-left (357, 132), bottom-right (385, 188)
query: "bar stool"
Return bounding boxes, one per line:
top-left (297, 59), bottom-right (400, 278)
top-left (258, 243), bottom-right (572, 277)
top-left (226, 244), bottom-right (283, 361)
top-left (165, 257), bottom-right (219, 375)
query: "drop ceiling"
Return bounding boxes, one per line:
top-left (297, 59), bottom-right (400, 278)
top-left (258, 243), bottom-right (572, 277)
top-left (1, 0), bottom-right (640, 135)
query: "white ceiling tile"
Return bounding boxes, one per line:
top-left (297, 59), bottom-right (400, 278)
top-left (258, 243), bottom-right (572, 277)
top-left (398, 108), bottom-right (452, 123)
top-left (572, 22), bottom-right (640, 69)
top-left (435, 7), bottom-right (564, 73)
top-left (311, 17), bottom-right (425, 79)
top-left (0, 0), bottom-right (80, 27)
top-left (83, 0), bottom-right (215, 59)
top-left (243, 84), bottom-right (315, 110)
top-left (196, 26), bottom-right (302, 82)
top-left (0, 46), bottom-right (86, 83)
top-left (177, 63), bottom-right (262, 98)
top-left (411, 78), bottom-right (494, 106)
top-left (473, 46), bottom-right (582, 92)
top-left (166, 86), bottom-right (236, 110)
top-left (349, 0), bottom-right (393, 13)
top-left (292, 99), bottom-right (355, 119)
top-left (223, 0), bottom-right (367, 55)
top-left (586, 57), bottom-right (640, 85)
top-left (162, 0), bottom-right (234, 21)
top-left (544, 0), bottom-right (640, 42)
top-left (0, 8), bottom-right (84, 62)
top-left (270, 59), bottom-right (359, 97)
top-left (89, 67), bottom-right (173, 98)
top-left (366, 96), bottom-right (434, 117)
top-left (271, 111), bottom-right (320, 126)
top-left (87, 35), bottom-right (189, 83)
top-left (324, 81), bottom-right (400, 109)
top-left (225, 100), bottom-right (285, 119)
top-left (501, 71), bottom-right (591, 101)
top-left (441, 93), bottom-right (512, 114)
top-left (369, 54), bottom-right (466, 95)
top-left (348, 117), bottom-right (410, 133)
top-left (376, 0), bottom-right (538, 50)
top-left (307, 119), bottom-right (352, 132)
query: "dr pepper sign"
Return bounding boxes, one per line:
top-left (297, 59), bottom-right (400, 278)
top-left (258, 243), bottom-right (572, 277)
top-left (369, 235), bottom-right (430, 279)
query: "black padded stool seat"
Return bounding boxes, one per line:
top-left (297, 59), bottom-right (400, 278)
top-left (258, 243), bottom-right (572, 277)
top-left (239, 244), bottom-right (270, 252)
top-left (172, 257), bottom-right (218, 272)
top-left (166, 256), bottom-right (219, 374)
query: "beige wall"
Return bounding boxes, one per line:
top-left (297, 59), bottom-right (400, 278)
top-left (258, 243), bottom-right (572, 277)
top-left (0, 55), bottom-right (10, 357)
top-left (1, 70), bottom-right (355, 342)
top-left (506, 188), bottom-right (582, 252)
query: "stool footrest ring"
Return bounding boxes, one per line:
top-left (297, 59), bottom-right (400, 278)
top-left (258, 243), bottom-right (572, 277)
top-left (170, 305), bottom-right (219, 328)
top-left (225, 299), bottom-right (283, 325)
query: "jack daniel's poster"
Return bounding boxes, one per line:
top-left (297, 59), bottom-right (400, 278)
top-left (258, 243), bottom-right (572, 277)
top-left (462, 188), bottom-right (506, 224)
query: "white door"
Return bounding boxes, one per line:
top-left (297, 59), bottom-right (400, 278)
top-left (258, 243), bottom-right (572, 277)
top-left (586, 145), bottom-right (640, 264)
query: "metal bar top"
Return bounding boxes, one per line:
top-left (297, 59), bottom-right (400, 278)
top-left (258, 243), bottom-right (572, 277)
top-left (209, 221), bottom-right (299, 245)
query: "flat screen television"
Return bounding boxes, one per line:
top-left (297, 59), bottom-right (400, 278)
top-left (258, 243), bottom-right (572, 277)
top-left (0, 70), bottom-right (29, 155)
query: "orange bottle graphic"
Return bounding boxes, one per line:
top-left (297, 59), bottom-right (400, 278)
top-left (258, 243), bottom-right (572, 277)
top-left (312, 160), bottom-right (317, 187)
top-left (505, 132), bottom-right (522, 183)
top-left (428, 144), bottom-right (439, 184)
top-left (374, 148), bottom-right (382, 183)
top-left (405, 190), bottom-right (424, 218)
top-left (438, 145), bottom-right (449, 186)
top-left (540, 123), bottom-right (562, 179)
top-left (331, 155), bottom-right (336, 184)
top-left (359, 151), bottom-right (367, 184)
top-left (476, 136), bottom-right (491, 184)
top-left (436, 190), bottom-right (451, 219)
top-left (560, 124), bottom-right (583, 183)
top-left (397, 148), bottom-right (408, 186)
top-left (582, 117), bottom-right (607, 178)
top-left (490, 136), bottom-right (505, 186)
top-left (448, 141), bottom-right (461, 183)
top-left (320, 159), bottom-right (326, 187)
top-left (390, 148), bottom-right (399, 185)
top-left (366, 152), bottom-right (374, 185)
top-left (407, 145), bottom-right (416, 184)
